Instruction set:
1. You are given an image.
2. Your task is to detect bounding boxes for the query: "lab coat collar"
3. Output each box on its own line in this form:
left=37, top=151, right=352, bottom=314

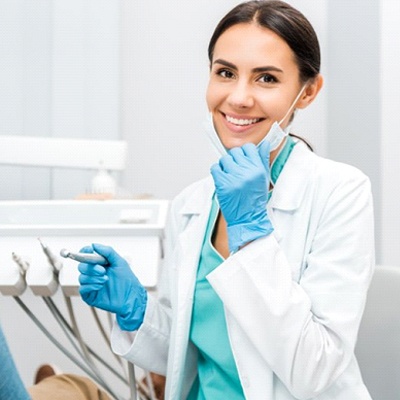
left=269, top=142, right=314, bottom=211
left=179, top=177, right=215, bottom=216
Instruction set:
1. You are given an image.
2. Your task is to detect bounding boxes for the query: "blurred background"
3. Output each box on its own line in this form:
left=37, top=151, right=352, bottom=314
left=0, top=0, right=398, bottom=394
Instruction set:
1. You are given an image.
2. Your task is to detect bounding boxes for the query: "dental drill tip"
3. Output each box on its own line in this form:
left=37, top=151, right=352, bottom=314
left=59, top=250, right=108, bottom=266
left=37, top=237, right=46, bottom=249
left=60, top=249, right=70, bottom=258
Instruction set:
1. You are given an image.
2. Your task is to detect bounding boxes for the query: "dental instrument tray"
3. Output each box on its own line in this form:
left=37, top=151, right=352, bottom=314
left=0, top=200, right=169, bottom=291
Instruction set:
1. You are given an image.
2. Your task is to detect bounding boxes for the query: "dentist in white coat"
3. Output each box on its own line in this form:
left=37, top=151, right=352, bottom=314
left=78, top=1, right=375, bottom=399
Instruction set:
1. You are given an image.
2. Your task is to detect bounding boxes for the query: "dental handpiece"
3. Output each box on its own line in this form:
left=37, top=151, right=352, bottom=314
left=38, top=238, right=63, bottom=272
left=11, top=252, right=30, bottom=274
left=60, top=249, right=109, bottom=266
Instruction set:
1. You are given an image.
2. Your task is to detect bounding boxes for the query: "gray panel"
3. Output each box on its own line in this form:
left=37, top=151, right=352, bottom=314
left=22, top=1, right=52, bottom=199
left=327, top=0, right=381, bottom=261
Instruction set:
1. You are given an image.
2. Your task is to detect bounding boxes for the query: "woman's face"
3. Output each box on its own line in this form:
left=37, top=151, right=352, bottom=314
left=206, top=23, right=304, bottom=150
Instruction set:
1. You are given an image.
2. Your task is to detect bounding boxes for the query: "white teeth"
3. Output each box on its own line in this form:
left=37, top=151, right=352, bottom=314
left=225, top=115, right=260, bottom=126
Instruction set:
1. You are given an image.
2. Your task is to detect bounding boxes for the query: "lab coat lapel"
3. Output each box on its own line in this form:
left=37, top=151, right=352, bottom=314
left=268, top=144, right=315, bottom=243
left=176, top=177, right=214, bottom=307
left=168, top=178, right=214, bottom=398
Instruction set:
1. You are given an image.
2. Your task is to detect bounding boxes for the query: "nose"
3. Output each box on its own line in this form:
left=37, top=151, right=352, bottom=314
left=227, top=81, right=254, bottom=109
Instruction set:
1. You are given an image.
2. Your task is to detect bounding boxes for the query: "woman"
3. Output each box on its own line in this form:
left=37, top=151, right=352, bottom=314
left=79, top=1, right=375, bottom=399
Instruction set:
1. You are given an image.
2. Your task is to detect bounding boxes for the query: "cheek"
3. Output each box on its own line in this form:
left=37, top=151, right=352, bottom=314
left=205, top=87, right=213, bottom=111
left=206, top=82, right=213, bottom=111
left=257, top=89, right=280, bottom=105
left=206, top=81, right=223, bottom=110
left=257, top=91, right=290, bottom=118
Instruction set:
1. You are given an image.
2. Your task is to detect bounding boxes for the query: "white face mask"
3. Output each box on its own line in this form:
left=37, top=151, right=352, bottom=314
left=205, top=84, right=307, bottom=157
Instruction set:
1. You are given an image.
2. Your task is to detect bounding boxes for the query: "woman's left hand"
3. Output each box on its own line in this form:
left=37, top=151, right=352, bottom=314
left=210, top=140, right=274, bottom=253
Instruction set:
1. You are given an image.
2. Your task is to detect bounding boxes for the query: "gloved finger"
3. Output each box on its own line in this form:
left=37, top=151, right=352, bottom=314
left=92, top=243, right=122, bottom=265
left=79, top=285, right=103, bottom=296
left=257, top=138, right=271, bottom=172
left=228, top=147, right=246, bottom=164
left=210, top=164, right=229, bottom=187
left=241, top=143, right=261, bottom=164
left=79, top=273, right=108, bottom=286
left=218, top=154, right=237, bottom=173
left=79, top=245, right=94, bottom=254
left=210, top=163, right=223, bottom=179
left=78, top=263, right=107, bottom=276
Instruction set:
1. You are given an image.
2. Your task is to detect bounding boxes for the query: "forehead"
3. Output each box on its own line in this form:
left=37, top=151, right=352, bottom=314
left=212, top=23, right=297, bottom=71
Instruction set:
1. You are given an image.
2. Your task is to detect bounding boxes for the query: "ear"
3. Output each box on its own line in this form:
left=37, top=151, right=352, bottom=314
left=296, top=74, right=324, bottom=109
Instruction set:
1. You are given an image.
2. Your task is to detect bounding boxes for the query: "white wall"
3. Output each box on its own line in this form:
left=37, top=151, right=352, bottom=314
left=0, top=0, right=52, bottom=199
left=0, top=0, right=120, bottom=200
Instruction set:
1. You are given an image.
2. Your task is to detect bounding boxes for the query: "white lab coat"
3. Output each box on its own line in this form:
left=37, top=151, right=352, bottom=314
left=111, top=142, right=375, bottom=400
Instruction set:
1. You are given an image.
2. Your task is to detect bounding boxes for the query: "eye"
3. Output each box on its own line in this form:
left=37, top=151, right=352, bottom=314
left=257, top=74, right=278, bottom=84
left=216, top=68, right=235, bottom=79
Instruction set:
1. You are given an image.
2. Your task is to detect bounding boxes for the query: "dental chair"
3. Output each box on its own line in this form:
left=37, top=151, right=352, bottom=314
left=356, top=264, right=400, bottom=400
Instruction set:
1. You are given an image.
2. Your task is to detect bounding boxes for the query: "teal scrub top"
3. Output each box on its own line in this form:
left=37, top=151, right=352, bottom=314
left=188, top=137, right=296, bottom=400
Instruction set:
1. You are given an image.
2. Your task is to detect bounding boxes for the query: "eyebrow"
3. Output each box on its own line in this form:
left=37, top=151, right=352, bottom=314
left=213, top=58, right=283, bottom=74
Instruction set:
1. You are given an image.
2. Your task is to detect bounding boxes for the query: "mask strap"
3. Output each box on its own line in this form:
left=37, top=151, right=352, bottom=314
left=278, top=83, right=307, bottom=126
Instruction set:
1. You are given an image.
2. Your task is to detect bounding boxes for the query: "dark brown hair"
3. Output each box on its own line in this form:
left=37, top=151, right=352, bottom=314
left=208, top=0, right=320, bottom=83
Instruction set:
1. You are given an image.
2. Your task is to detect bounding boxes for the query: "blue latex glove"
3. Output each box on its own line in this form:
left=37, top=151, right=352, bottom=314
left=210, top=140, right=274, bottom=253
left=78, top=243, right=147, bottom=331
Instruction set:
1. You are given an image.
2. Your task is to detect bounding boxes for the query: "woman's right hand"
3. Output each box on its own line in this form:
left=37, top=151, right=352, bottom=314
left=78, top=243, right=147, bottom=331
left=210, top=140, right=274, bottom=253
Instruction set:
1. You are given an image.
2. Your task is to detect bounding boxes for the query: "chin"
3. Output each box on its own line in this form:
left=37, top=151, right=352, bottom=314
left=223, top=138, right=258, bottom=150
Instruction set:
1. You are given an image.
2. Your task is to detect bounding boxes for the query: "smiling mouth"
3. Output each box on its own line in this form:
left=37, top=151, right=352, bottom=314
left=224, top=114, right=263, bottom=126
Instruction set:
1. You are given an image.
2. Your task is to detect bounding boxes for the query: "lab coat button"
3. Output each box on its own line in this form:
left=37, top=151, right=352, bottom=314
left=241, top=376, right=250, bottom=387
